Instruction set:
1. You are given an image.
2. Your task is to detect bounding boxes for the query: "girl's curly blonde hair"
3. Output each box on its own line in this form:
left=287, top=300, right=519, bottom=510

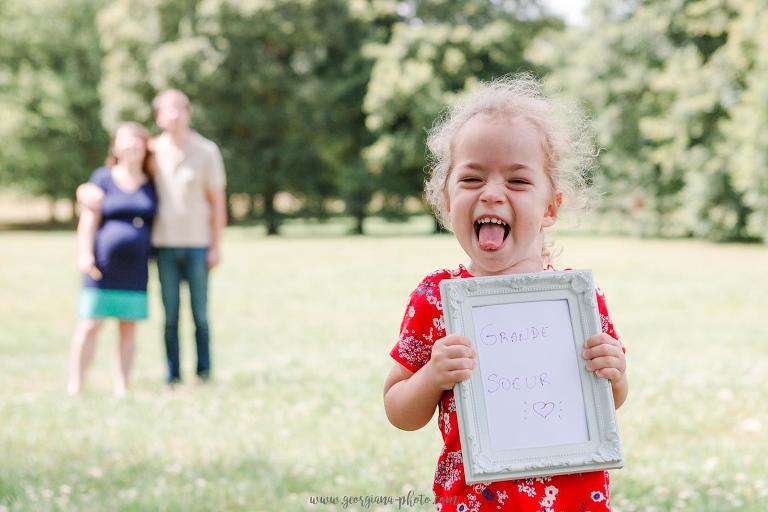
left=425, top=73, right=596, bottom=234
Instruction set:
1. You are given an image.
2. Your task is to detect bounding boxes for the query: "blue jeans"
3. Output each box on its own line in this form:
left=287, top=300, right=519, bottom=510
left=157, top=247, right=210, bottom=382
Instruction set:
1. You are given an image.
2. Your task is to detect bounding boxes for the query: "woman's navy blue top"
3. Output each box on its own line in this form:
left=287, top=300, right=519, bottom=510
left=84, top=167, right=158, bottom=291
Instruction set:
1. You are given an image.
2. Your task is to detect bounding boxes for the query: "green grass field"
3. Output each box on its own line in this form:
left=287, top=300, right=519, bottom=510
left=1, top=221, right=767, bottom=511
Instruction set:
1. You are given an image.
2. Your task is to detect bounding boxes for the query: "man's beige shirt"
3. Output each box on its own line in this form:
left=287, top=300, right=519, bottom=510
left=151, top=131, right=226, bottom=247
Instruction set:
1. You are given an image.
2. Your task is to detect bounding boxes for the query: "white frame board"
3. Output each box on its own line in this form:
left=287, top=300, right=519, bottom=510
left=439, top=269, right=623, bottom=483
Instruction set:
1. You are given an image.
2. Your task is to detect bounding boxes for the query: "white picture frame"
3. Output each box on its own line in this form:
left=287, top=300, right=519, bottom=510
left=439, top=269, right=623, bottom=484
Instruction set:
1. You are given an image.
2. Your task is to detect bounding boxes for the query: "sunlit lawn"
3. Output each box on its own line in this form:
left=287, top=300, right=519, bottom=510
left=1, top=218, right=767, bottom=511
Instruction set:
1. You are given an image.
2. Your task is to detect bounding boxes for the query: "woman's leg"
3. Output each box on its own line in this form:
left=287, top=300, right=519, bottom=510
left=115, top=320, right=136, bottom=396
left=67, top=319, right=103, bottom=395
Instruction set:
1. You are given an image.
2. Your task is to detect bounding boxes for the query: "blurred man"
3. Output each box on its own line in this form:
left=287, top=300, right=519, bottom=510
left=151, top=89, right=226, bottom=386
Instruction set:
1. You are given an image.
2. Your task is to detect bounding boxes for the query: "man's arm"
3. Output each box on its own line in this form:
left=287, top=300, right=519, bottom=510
left=77, top=183, right=104, bottom=211
left=205, top=187, right=227, bottom=269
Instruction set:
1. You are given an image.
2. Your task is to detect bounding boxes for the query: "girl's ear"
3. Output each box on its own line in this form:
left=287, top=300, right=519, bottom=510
left=542, top=191, right=562, bottom=228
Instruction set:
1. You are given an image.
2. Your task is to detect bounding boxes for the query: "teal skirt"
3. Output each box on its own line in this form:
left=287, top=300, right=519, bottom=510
left=78, top=288, right=148, bottom=320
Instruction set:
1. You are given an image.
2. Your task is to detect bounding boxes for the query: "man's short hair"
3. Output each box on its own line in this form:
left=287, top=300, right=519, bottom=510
left=152, top=89, right=191, bottom=114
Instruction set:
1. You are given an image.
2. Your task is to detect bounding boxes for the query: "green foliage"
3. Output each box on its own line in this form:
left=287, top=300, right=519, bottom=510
left=711, top=1, right=768, bottom=241
left=2, top=0, right=767, bottom=241
left=98, top=0, right=385, bottom=234
left=363, top=1, right=558, bottom=218
left=0, top=0, right=108, bottom=202
left=532, top=0, right=768, bottom=241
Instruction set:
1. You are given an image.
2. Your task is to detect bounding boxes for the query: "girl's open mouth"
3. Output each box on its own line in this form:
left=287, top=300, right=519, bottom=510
left=474, top=217, right=510, bottom=251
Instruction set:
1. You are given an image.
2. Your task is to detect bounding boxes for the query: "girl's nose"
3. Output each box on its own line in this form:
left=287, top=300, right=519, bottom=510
left=479, top=182, right=505, bottom=204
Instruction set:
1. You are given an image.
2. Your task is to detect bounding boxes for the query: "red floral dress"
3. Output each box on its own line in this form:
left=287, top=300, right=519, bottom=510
left=389, top=265, right=623, bottom=512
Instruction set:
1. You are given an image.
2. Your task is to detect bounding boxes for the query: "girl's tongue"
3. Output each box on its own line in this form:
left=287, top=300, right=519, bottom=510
left=478, top=223, right=505, bottom=251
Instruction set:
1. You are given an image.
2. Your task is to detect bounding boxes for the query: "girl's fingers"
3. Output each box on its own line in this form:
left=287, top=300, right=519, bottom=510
left=582, top=343, right=622, bottom=360
left=595, top=368, right=622, bottom=382
left=443, top=335, right=474, bottom=348
left=584, top=333, right=620, bottom=349
left=439, top=357, right=476, bottom=371
left=442, top=344, right=475, bottom=360
left=585, top=356, right=625, bottom=373
left=450, top=369, right=473, bottom=383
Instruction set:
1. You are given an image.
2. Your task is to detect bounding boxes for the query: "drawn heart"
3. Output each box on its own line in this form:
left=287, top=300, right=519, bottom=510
left=533, top=401, right=555, bottom=418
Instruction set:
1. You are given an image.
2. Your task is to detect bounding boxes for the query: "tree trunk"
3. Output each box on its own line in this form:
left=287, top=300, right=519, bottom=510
left=263, top=188, right=279, bottom=235
left=225, top=193, right=234, bottom=224
left=48, top=197, right=57, bottom=224
left=433, top=215, right=446, bottom=234
left=352, top=210, right=365, bottom=235
left=653, top=166, right=664, bottom=237
left=248, top=194, right=259, bottom=220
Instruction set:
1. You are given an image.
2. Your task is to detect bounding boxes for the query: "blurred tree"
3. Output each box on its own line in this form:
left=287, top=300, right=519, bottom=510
left=533, top=0, right=766, bottom=241
left=7, top=0, right=763, bottom=242
left=708, top=0, right=768, bottom=241
left=0, top=0, right=108, bottom=220
left=529, top=0, right=678, bottom=236
left=362, top=0, right=557, bottom=231
left=313, top=1, right=400, bottom=235
left=638, top=0, right=746, bottom=240
left=98, top=0, right=392, bottom=235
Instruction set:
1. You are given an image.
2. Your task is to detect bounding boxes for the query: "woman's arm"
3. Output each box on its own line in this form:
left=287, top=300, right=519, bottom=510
left=76, top=186, right=103, bottom=280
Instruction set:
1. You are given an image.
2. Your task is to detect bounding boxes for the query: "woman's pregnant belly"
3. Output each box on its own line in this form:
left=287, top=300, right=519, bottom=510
left=95, top=219, right=150, bottom=266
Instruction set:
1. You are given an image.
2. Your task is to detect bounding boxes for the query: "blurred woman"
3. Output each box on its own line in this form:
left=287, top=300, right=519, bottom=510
left=67, top=122, right=157, bottom=396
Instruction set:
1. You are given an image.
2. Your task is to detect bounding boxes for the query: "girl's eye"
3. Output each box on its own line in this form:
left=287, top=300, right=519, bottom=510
left=508, top=179, right=530, bottom=185
left=460, top=177, right=482, bottom=183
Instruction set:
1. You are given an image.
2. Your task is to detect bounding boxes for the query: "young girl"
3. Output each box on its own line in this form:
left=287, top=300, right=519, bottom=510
left=383, top=75, right=628, bottom=511
left=67, top=122, right=157, bottom=396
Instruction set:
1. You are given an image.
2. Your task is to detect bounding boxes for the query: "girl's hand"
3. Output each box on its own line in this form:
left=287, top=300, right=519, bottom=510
left=78, top=253, right=102, bottom=280
left=426, top=334, right=477, bottom=390
left=582, top=333, right=626, bottom=384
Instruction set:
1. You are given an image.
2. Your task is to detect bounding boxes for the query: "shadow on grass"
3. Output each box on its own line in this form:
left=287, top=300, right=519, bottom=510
left=3, top=217, right=763, bottom=245
left=0, top=220, right=77, bottom=232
